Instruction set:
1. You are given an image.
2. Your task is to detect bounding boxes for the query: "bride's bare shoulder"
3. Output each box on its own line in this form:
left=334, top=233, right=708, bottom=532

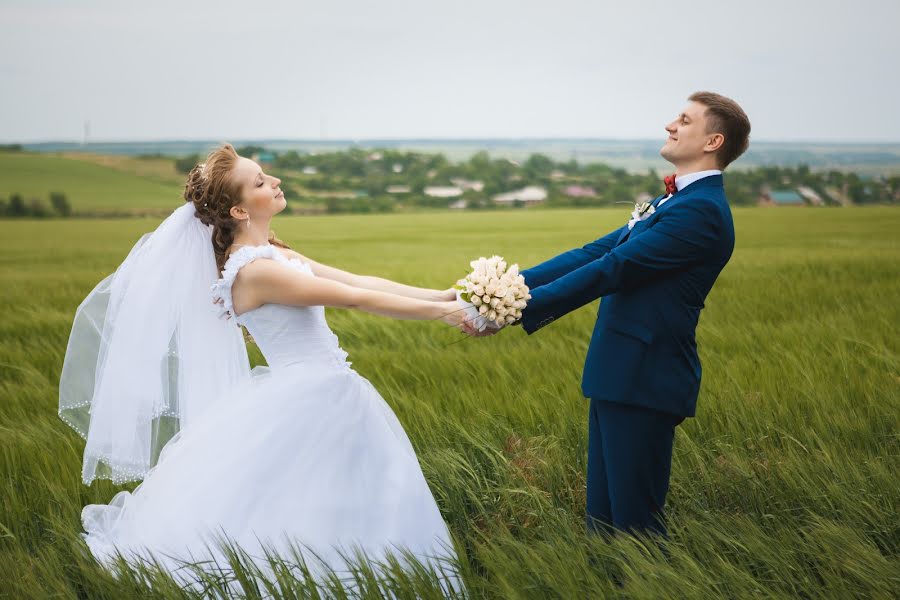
left=274, top=246, right=309, bottom=262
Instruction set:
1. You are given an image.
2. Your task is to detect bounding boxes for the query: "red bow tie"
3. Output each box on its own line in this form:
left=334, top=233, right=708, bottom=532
left=664, top=174, right=677, bottom=196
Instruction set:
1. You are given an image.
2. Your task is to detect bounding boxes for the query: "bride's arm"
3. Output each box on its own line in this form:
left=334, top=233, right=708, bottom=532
left=234, top=259, right=475, bottom=332
left=285, top=249, right=455, bottom=302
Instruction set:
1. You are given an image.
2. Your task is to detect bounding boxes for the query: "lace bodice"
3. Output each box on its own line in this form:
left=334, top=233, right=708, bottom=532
left=210, top=245, right=350, bottom=371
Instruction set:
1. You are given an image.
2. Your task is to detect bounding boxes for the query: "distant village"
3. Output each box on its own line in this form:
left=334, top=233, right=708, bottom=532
left=5, top=144, right=894, bottom=219
left=203, top=146, right=895, bottom=215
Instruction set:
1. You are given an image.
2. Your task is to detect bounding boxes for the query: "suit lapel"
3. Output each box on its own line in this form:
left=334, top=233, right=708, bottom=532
left=616, top=222, right=632, bottom=245
left=616, top=193, right=668, bottom=245
left=614, top=174, right=725, bottom=246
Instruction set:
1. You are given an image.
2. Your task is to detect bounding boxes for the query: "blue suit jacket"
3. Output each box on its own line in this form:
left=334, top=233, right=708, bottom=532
left=520, top=175, right=734, bottom=417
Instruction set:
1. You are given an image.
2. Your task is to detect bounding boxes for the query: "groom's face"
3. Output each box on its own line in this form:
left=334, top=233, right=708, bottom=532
left=660, top=101, right=712, bottom=165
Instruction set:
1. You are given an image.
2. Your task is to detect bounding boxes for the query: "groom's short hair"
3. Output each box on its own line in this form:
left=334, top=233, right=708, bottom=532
left=689, top=91, right=751, bottom=169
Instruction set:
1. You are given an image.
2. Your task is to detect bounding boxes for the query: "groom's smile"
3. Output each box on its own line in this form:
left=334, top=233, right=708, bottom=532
left=659, top=100, right=722, bottom=170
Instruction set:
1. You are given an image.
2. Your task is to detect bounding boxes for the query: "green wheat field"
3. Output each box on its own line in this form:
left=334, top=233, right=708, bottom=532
left=1, top=206, right=898, bottom=598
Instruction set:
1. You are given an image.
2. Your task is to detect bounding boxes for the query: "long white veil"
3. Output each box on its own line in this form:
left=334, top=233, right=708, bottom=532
left=59, top=202, right=252, bottom=485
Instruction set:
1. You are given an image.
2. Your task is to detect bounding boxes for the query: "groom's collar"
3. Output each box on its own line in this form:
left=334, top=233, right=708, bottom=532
left=669, top=172, right=724, bottom=197
left=675, top=169, right=722, bottom=192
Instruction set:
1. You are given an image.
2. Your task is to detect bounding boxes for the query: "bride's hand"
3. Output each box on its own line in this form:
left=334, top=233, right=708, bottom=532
left=439, top=301, right=480, bottom=336
left=438, top=287, right=458, bottom=302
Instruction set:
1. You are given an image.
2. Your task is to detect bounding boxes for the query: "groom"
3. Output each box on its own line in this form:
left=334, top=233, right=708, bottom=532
left=513, top=92, right=750, bottom=536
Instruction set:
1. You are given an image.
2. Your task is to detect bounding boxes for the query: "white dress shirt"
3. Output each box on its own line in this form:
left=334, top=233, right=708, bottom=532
left=657, top=169, right=722, bottom=207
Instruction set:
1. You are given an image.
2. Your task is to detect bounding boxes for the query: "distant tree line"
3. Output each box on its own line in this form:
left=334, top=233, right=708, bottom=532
left=1, top=192, right=72, bottom=218
left=171, top=146, right=899, bottom=214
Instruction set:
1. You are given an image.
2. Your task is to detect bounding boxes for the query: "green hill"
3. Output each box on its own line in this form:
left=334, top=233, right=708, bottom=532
left=0, top=152, right=185, bottom=214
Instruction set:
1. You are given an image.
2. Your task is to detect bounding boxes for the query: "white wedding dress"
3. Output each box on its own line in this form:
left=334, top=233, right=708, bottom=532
left=80, top=244, right=462, bottom=593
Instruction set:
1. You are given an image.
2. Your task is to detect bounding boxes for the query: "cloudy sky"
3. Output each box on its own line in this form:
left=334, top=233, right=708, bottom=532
left=1, top=0, right=898, bottom=142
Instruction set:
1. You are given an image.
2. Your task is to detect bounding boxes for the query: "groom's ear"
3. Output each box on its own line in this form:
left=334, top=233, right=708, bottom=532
left=704, top=133, right=725, bottom=155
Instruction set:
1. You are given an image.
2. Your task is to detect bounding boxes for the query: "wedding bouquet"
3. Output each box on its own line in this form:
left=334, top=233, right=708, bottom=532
left=454, top=256, right=531, bottom=332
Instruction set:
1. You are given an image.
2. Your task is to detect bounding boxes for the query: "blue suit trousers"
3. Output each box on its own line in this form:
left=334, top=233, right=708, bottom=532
left=587, top=398, right=684, bottom=537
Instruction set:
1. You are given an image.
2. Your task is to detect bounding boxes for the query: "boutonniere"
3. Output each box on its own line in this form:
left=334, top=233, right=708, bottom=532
left=627, top=201, right=655, bottom=230
left=636, top=201, right=654, bottom=217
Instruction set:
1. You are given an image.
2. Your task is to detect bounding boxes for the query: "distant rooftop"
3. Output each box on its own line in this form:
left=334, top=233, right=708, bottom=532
left=769, top=190, right=805, bottom=204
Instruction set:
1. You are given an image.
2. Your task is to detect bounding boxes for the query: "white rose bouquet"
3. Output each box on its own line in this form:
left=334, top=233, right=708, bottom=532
left=453, top=255, right=531, bottom=332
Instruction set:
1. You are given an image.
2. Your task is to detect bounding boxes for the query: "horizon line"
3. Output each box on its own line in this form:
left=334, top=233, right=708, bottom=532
left=6, top=136, right=900, bottom=146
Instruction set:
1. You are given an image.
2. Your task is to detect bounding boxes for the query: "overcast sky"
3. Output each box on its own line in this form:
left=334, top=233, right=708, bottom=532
left=1, top=0, right=898, bottom=143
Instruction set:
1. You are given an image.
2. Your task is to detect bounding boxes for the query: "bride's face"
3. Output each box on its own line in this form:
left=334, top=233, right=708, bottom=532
left=230, top=156, right=286, bottom=222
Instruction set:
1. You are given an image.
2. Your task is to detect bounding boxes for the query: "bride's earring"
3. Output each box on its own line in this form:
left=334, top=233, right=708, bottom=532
left=246, top=215, right=251, bottom=229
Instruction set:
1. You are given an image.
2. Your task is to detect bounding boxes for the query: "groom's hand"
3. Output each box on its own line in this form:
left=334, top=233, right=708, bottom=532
left=470, top=327, right=500, bottom=337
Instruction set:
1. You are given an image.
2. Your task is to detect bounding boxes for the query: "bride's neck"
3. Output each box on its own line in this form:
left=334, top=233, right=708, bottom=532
left=231, top=219, right=272, bottom=248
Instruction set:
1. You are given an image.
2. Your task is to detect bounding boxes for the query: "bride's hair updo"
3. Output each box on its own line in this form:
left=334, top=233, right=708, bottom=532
left=184, top=143, right=290, bottom=273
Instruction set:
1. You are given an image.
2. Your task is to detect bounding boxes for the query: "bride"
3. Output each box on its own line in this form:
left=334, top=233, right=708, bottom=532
left=58, top=143, right=474, bottom=593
